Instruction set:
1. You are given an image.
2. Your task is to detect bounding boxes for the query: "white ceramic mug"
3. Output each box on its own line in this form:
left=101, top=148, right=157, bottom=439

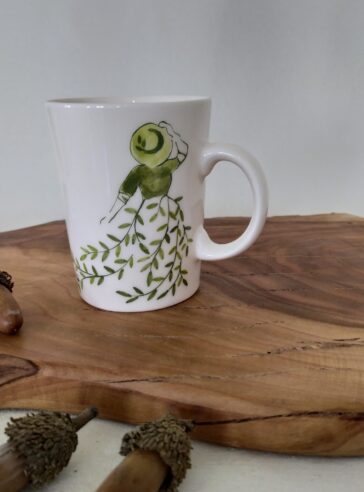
left=47, top=96, right=268, bottom=312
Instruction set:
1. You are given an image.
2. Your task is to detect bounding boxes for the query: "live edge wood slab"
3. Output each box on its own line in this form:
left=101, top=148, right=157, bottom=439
left=1, top=214, right=364, bottom=456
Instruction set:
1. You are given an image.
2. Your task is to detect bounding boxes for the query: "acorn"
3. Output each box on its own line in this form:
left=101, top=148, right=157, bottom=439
left=0, top=406, right=98, bottom=491
left=0, top=271, right=23, bottom=335
left=96, top=414, right=193, bottom=492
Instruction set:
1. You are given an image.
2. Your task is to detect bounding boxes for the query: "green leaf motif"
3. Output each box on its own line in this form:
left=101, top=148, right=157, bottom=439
left=139, top=243, right=150, bottom=255
left=157, top=223, right=168, bottom=232
left=102, top=251, right=109, bottom=262
left=99, top=241, right=109, bottom=249
left=147, top=290, right=157, bottom=300
left=116, top=290, right=132, bottom=297
left=126, top=297, right=138, bottom=303
left=157, top=290, right=169, bottom=300
left=78, top=167, right=191, bottom=301
left=147, top=271, right=153, bottom=286
left=140, top=262, right=151, bottom=272
left=137, top=256, right=150, bottom=263
left=107, top=234, right=120, bottom=242
left=150, top=213, right=158, bottom=222
left=115, top=258, right=127, bottom=264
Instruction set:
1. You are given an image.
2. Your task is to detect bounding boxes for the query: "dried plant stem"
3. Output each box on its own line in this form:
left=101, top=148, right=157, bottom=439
left=71, top=407, right=98, bottom=431
left=96, top=449, right=168, bottom=492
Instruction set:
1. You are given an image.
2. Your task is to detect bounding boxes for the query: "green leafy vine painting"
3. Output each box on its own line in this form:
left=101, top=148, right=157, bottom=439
left=73, top=121, right=192, bottom=303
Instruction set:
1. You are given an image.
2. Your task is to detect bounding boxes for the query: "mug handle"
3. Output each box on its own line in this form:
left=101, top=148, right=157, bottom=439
left=195, top=143, right=268, bottom=261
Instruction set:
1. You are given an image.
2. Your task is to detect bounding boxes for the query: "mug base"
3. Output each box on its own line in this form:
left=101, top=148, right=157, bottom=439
left=79, top=285, right=200, bottom=313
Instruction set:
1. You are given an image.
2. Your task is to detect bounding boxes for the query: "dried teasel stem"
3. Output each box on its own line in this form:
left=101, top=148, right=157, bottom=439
left=71, top=406, right=98, bottom=430
left=96, top=414, right=193, bottom=492
left=0, top=407, right=98, bottom=492
left=0, top=271, right=23, bottom=335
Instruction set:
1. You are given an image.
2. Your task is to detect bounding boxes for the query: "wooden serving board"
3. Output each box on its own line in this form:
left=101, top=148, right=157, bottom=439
left=1, top=215, right=364, bottom=456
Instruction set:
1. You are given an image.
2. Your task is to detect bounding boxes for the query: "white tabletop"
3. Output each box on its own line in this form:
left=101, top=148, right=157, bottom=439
left=0, top=410, right=361, bottom=492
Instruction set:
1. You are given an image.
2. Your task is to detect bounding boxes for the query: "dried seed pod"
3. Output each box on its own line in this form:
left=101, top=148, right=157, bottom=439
left=0, top=271, right=23, bottom=335
left=0, top=407, right=98, bottom=491
left=96, top=414, right=193, bottom=492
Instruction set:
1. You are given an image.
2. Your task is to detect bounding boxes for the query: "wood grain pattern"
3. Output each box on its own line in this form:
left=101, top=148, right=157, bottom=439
left=1, top=215, right=364, bottom=455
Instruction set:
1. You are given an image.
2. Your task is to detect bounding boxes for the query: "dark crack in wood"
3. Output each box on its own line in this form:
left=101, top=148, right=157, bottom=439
left=194, top=410, right=364, bottom=426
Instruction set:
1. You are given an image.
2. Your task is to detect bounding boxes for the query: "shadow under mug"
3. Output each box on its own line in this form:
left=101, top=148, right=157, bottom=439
left=47, top=96, right=268, bottom=312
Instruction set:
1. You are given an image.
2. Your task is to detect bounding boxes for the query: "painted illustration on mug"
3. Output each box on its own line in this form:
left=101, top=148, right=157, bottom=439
left=74, top=121, right=192, bottom=303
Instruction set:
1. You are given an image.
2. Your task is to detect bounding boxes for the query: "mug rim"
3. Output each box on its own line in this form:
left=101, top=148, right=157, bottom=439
left=46, top=95, right=211, bottom=108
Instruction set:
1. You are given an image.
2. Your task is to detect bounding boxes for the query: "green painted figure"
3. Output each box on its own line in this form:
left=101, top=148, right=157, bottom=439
left=76, top=121, right=192, bottom=303
left=103, top=121, right=188, bottom=223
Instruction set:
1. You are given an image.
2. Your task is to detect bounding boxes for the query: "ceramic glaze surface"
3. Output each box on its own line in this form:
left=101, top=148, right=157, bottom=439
left=47, top=97, right=268, bottom=311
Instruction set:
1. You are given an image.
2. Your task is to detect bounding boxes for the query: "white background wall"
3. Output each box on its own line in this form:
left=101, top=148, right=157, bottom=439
left=1, top=0, right=363, bottom=232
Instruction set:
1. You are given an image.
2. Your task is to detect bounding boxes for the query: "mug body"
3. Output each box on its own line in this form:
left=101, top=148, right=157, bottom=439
left=47, top=96, right=211, bottom=311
